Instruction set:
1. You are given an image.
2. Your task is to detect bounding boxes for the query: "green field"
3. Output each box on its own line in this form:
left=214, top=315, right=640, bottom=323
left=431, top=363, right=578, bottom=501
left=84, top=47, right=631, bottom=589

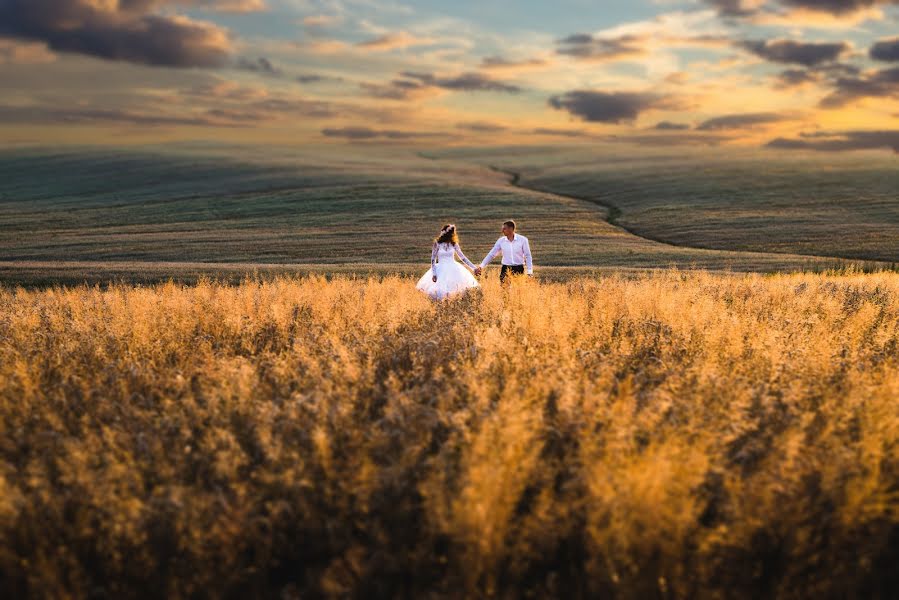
left=427, top=146, right=899, bottom=262
left=0, top=144, right=895, bottom=285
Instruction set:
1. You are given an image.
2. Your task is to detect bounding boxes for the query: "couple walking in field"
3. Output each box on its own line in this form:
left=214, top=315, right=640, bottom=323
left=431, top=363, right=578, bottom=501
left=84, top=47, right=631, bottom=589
left=416, top=220, right=533, bottom=300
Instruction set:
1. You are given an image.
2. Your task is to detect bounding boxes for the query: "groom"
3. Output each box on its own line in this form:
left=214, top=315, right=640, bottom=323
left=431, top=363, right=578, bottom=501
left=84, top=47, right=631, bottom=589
left=474, top=220, right=533, bottom=283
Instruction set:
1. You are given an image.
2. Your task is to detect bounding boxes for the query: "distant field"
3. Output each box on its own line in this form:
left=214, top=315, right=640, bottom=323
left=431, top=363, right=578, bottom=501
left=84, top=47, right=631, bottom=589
left=2, top=272, right=897, bottom=597
left=0, top=146, right=888, bottom=285
left=428, top=146, right=899, bottom=262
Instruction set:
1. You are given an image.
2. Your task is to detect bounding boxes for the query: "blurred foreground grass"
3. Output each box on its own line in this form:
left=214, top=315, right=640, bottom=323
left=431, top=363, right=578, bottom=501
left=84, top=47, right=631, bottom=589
left=1, top=270, right=898, bottom=598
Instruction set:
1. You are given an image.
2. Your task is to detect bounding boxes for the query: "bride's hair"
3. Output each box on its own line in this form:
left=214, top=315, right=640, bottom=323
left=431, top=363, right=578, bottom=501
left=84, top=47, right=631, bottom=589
left=435, top=223, right=459, bottom=245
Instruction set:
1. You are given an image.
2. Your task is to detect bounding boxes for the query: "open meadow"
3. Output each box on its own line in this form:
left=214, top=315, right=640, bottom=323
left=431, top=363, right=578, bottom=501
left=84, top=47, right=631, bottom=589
left=427, top=146, right=899, bottom=263
left=1, top=271, right=898, bottom=598
left=0, top=146, right=892, bottom=287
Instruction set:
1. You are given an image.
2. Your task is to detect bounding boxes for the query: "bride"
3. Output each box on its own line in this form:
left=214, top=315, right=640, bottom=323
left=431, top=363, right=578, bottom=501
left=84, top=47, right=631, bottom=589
left=416, top=223, right=480, bottom=300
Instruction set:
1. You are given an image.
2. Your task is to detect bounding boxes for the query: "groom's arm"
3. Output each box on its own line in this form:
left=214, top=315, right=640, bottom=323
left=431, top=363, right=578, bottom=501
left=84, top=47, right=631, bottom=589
left=523, top=238, right=533, bottom=275
left=479, top=239, right=502, bottom=269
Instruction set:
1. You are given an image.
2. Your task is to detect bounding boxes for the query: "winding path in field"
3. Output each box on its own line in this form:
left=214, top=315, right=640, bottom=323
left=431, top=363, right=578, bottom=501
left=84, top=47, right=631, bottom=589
left=416, top=151, right=882, bottom=268
left=483, top=164, right=744, bottom=257
left=419, top=151, right=687, bottom=254
left=486, top=165, right=634, bottom=235
left=476, top=163, right=893, bottom=269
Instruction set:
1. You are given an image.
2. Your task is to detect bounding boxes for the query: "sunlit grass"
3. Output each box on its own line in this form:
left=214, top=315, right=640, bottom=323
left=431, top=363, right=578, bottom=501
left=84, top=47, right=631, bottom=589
left=2, top=270, right=898, bottom=597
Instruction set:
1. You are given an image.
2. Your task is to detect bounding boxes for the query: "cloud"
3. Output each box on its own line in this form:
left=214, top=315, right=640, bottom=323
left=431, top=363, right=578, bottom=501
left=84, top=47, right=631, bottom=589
left=182, top=0, right=266, bottom=11
left=0, top=103, right=242, bottom=127
left=399, top=71, right=521, bottom=93
left=607, top=132, right=736, bottom=146
left=249, top=97, right=336, bottom=118
left=355, top=31, right=435, bottom=51
left=705, top=0, right=764, bottom=17
left=177, top=79, right=393, bottom=124
left=705, top=0, right=896, bottom=19
left=555, top=33, right=647, bottom=62
left=773, top=68, right=821, bottom=88
left=101, top=0, right=267, bottom=12
left=301, top=14, right=343, bottom=27
left=320, top=126, right=446, bottom=140
left=664, top=72, right=690, bottom=85
left=296, top=73, right=345, bottom=84
left=203, top=108, right=266, bottom=122
left=301, top=39, right=351, bottom=54
left=549, top=19, right=734, bottom=85
left=234, top=56, right=281, bottom=76
left=697, top=112, right=795, bottom=130
left=770, top=62, right=860, bottom=89
left=776, top=0, right=897, bottom=16
left=817, top=62, right=863, bottom=77
left=548, top=90, right=668, bottom=123
left=0, top=38, right=55, bottom=64
left=766, top=130, right=899, bottom=152
left=360, top=71, right=521, bottom=100
left=820, top=65, right=899, bottom=107
left=0, top=0, right=234, bottom=67
left=664, top=34, right=734, bottom=49
left=571, top=9, right=731, bottom=45
left=479, top=55, right=549, bottom=70
left=359, top=78, right=436, bottom=100
left=738, top=39, right=850, bottom=67
left=530, top=127, right=591, bottom=137
left=182, top=79, right=269, bottom=101
left=653, top=121, right=691, bottom=130
left=456, top=121, right=508, bottom=132
left=870, top=37, right=899, bottom=62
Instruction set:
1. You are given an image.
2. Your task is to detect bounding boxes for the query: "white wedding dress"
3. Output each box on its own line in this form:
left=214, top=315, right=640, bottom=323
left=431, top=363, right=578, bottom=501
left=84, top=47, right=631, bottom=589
left=416, top=242, right=480, bottom=300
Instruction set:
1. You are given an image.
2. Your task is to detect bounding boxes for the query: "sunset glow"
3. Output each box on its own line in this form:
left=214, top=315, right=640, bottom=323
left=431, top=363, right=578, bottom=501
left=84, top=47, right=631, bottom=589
left=0, top=0, right=897, bottom=152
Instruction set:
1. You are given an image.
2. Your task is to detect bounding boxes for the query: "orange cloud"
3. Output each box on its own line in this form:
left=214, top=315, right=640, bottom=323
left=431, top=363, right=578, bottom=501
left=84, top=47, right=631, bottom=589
left=355, top=32, right=437, bottom=51
left=750, top=6, right=885, bottom=27
left=183, top=79, right=270, bottom=101
left=199, top=0, right=266, bottom=12
left=0, top=39, right=56, bottom=64
left=301, top=14, right=343, bottom=27
left=456, top=120, right=509, bottom=132
left=303, top=39, right=351, bottom=54
left=556, top=33, right=648, bottom=62
left=176, top=0, right=266, bottom=12
left=664, top=72, right=690, bottom=85
left=359, top=79, right=444, bottom=101
left=479, top=55, right=552, bottom=72
left=696, top=111, right=804, bottom=131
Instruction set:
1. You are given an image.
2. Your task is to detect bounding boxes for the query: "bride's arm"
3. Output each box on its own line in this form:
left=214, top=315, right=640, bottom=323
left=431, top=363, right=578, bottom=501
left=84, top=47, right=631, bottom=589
left=453, top=243, right=476, bottom=269
left=431, top=242, right=438, bottom=279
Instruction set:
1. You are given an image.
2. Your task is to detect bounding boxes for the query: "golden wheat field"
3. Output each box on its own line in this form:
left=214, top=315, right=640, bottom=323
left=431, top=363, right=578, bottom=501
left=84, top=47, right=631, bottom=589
left=2, top=270, right=898, bottom=599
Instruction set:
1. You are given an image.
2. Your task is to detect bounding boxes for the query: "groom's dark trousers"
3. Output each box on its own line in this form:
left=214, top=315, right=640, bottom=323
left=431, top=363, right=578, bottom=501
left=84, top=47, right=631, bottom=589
left=500, top=264, right=525, bottom=283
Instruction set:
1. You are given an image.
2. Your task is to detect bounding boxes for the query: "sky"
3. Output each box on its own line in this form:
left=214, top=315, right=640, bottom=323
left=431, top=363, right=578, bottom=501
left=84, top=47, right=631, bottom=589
left=0, top=0, right=897, bottom=152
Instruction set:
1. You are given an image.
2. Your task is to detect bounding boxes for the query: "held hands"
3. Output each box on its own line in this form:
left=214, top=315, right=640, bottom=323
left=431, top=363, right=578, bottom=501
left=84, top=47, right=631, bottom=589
left=474, top=266, right=482, bottom=277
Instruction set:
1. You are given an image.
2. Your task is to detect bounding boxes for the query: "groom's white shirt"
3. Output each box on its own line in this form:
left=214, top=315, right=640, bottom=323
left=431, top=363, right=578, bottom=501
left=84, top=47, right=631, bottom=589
left=480, top=233, right=533, bottom=274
